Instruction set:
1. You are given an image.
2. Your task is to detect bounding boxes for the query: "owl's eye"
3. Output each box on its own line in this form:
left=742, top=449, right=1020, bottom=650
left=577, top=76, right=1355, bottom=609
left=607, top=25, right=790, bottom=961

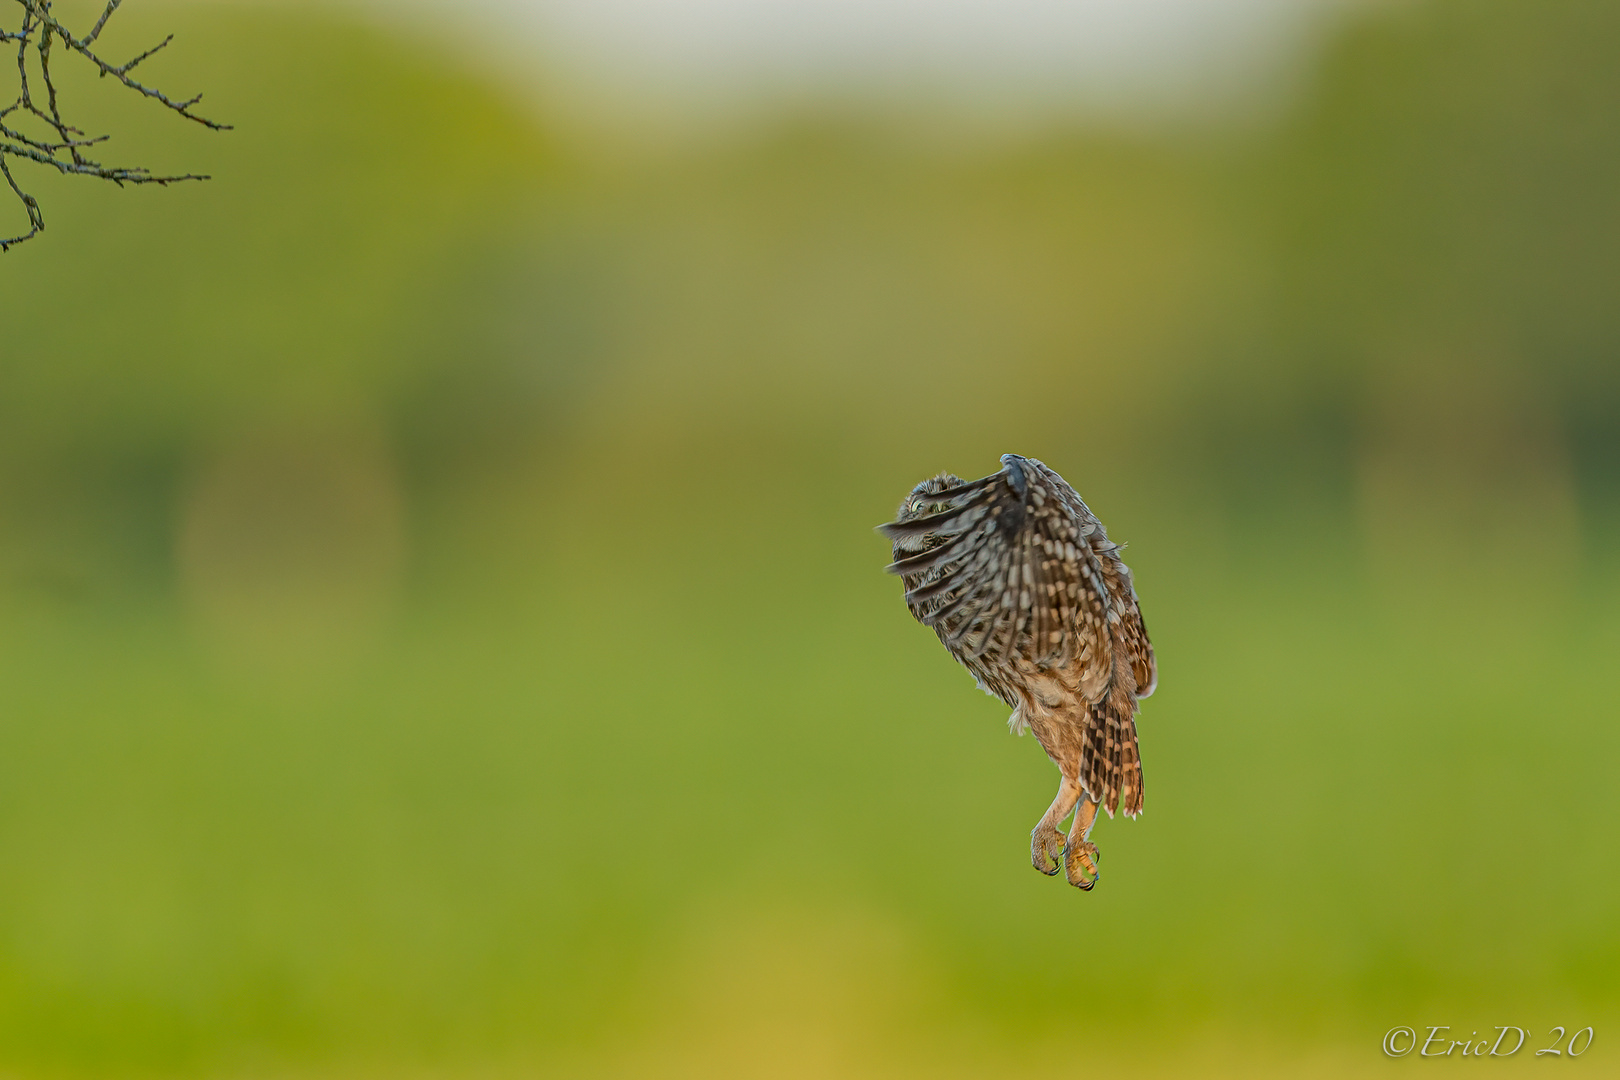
left=911, top=500, right=927, bottom=515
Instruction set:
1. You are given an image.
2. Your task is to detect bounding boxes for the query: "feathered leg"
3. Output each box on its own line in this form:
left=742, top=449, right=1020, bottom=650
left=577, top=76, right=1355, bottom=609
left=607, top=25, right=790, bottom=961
left=1031, top=773, right=1082, bottom=875
left=1063, top=796, right=1101, bottom=890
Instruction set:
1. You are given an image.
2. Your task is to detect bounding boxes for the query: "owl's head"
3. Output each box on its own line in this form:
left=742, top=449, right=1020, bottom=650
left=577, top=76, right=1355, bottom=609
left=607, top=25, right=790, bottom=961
left=890, top=472, right=963, bottom=557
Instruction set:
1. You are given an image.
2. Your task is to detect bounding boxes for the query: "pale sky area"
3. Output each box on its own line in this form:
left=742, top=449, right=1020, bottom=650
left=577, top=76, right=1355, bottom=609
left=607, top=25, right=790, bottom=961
left=356, top=0, right=1355, bottom=127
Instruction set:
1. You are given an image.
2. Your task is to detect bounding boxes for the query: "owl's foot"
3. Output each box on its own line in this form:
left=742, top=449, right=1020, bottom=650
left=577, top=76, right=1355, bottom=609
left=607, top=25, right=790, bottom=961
left=1063, top=839, right=1099, bottom=890
left=1031, top=821, right=1065, bottom=876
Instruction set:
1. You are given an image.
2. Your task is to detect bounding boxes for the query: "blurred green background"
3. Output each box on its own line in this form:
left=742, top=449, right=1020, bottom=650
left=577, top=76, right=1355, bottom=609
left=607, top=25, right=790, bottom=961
left=1, top=0, right=1617, bottom=1075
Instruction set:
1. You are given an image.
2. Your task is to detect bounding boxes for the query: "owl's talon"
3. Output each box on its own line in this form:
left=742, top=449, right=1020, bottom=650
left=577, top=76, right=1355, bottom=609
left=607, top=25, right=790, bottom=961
left=1064, top=839, right=1099, bottom=890
left=1031, top=822, right=1064, bottom=875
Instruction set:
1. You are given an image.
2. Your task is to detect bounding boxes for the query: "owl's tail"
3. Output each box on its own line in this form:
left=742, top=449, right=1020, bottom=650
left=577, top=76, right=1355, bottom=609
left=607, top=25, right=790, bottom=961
left=1081, top=686, right=1144, bottom=818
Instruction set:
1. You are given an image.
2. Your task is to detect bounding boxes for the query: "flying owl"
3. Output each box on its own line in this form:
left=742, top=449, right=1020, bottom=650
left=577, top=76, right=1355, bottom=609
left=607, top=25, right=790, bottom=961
left=878, top=454, right=1155, bottom=890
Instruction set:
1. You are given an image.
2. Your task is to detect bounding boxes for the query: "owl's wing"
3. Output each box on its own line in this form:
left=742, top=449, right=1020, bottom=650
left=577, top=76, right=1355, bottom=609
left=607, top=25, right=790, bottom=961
left=1123, top=607, right=1156, bottom=699
left=879, top=456, right=1115, bottom=691
left=1095, top=546, right=1156, bottom=699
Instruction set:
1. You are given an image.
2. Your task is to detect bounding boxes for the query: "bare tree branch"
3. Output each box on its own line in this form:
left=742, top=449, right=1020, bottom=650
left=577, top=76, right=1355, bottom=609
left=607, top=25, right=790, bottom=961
left=2, top=0, right=227, bottom=251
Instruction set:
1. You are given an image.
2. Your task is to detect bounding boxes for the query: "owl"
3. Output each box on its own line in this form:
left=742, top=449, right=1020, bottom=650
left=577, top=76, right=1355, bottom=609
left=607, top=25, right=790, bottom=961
left=879, top=454, right=1155, bottom=890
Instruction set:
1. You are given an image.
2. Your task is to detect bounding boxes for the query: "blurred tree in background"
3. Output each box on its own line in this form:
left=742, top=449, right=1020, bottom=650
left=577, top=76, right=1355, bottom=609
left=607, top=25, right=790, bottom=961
left=1259, top=0, right=1620, bottom=580
left=0, top=0, right=1615, bottom=1077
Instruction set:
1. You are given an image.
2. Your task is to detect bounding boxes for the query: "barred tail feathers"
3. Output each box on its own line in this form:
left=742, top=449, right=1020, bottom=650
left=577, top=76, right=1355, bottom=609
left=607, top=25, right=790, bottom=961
left=1080, top=693, right=1144, bottom=818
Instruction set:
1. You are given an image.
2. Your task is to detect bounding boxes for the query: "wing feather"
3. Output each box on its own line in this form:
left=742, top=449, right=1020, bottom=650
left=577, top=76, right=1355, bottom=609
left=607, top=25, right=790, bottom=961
left=884, top=456, right=1118, bottom=683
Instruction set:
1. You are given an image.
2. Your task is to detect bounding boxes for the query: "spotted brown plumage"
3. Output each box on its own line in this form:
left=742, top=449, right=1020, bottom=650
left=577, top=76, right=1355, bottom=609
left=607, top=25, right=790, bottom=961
left=878, top=454, right=1155, bottom=890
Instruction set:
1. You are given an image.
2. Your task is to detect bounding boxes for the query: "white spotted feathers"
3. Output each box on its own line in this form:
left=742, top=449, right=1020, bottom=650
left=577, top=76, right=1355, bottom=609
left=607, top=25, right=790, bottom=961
left=879, top=454, right=1155, bottom=818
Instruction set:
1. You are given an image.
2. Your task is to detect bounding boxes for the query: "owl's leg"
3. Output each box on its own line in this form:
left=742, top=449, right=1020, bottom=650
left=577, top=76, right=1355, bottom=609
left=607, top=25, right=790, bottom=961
left=1031, top=774, right=1083, bottom=876
left=1063, top=796, right=1101, bottom=890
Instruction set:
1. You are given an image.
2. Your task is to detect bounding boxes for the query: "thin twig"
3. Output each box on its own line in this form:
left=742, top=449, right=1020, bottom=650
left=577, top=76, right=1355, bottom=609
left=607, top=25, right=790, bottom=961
left=0, top=153, right=42, bottom=249
left=83, top=0, right=122, bottom=46
left=2, top=0, right=226, bottom=250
